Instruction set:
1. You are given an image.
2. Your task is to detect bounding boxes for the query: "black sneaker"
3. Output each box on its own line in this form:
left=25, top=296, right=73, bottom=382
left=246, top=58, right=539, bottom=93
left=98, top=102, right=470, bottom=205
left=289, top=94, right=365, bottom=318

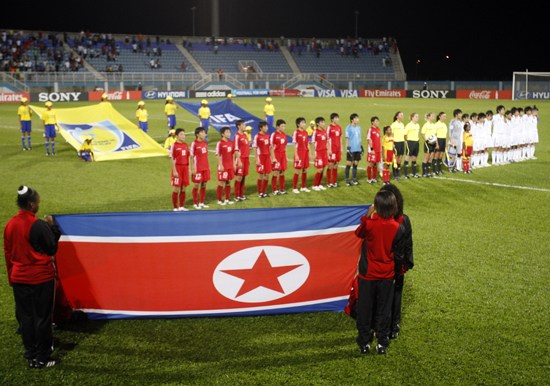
left=375, top=344, right=387, bottom=355
left=34, top=357, right=60, bottom=369
left=352, top=180, right=359, bottom=185
left=345, top=181, right=351, bottom=186
left=356, top=337, right=370, bottom=354
left=390, top=331, right=399, bottom=340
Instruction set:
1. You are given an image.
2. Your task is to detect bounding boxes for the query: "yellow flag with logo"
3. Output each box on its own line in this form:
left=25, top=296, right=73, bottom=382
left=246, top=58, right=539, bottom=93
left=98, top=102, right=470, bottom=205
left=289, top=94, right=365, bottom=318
left=31, top=102, right=168, bottom=161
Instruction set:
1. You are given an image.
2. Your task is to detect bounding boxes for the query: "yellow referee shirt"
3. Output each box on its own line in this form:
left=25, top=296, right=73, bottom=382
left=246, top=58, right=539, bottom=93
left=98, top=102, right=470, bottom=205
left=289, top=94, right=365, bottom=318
left=136, top=109, right=148, bottom=122
left=404, top=122, right=420, bottom=141
left=42, top=109, right=57, bottom=125
left=264, top=104, right=275, bottom=116
left=391, top=121, right=405, bottom=142
left=18, top=105, right=32, bottom=121
left=198, top=106, right=211, bottom=119
left=421, top=121, right=436, bottom=140
left=435, top=121, right=448, bottom=138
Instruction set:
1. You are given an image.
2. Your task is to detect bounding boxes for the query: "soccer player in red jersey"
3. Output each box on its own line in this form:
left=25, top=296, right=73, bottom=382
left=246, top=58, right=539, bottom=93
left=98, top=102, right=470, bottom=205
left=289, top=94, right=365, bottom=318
left=270, top=119, right=288, bottom=195
left=312, top=116, right=328, bottom=191
left=327, top=112, right=343, bottom=187
left=367, top=116, right=382, bottom=184
left=253, top=121, right=272, bottom=198
left=170, top=128, right=190, bottom=211
left=215, top=126, right=236, bottom=206
left=292, top=117, right=311, bottom=193
left=190, top=127, right=210, bottom=209
left=233, top=119, right=250, bottom=201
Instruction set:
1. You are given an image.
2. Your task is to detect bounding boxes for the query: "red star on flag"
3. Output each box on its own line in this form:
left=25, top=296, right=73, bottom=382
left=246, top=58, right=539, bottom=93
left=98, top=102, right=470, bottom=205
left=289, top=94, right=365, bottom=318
left=221, top=249, right=302, bottom=298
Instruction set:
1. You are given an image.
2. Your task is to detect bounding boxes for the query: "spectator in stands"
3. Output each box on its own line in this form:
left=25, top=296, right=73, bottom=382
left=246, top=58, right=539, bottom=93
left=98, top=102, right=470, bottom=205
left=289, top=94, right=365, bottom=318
left=181, top=62, right=187, bottom=71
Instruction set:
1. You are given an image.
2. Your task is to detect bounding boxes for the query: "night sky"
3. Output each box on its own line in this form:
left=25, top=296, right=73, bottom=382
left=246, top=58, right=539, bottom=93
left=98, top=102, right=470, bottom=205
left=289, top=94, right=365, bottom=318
left=1, top=0, right=546, bottom=81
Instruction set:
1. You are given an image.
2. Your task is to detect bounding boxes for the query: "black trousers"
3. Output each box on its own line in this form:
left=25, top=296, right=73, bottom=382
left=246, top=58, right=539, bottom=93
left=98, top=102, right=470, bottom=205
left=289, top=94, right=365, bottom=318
left=390, top=274, right=404, bottom=333
left=356, top=278, right=394, bottom=347
left=13, top=280, right=55, bottom=361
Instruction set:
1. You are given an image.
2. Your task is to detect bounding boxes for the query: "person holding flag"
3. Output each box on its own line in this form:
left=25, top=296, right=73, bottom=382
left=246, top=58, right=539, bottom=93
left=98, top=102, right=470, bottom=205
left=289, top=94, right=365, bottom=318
left=198, top=99, right=211, bottom=141
left=164, top=96, right=178, bottom=133
left=78, top=136, right=95, bottom=162
left=233, top=120, right=250, bottom=201
left=42, top=101, right=58, bottom=156
left=136, top=101, right=149, bottom=132
left=264, top=97, right=275, bottom=129
left=18, top=97, right=33, bottom=151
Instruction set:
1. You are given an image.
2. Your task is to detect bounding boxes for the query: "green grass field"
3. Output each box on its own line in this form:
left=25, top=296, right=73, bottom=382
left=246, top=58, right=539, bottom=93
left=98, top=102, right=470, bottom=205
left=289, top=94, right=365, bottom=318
left=1, top=97, right=549, bottom=385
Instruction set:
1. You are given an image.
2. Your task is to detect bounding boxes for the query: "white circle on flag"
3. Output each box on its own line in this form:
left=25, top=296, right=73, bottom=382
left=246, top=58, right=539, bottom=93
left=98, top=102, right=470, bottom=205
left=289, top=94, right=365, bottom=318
left=213, top=246, right=310, bottom=303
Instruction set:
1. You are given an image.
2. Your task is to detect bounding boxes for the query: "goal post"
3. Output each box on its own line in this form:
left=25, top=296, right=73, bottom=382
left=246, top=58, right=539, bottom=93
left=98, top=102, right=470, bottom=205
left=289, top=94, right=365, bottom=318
left=512, top=71, right=550, bottom=100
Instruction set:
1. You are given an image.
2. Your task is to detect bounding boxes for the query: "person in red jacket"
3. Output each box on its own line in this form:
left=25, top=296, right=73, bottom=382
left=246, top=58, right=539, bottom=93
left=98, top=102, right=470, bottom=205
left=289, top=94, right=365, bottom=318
left=3, top=186, right=61, bottom=368
left=380, top=183, right=414, bottom=340
left=354, top=189, right=405, bottom=355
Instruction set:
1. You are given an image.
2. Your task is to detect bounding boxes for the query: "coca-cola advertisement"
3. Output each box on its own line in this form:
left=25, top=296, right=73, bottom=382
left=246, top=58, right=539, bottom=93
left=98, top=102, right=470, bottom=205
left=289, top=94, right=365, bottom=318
left=270, top=89, right=301, bottom=97
left=456, top=90, right=511, bottom=100
left=89, top=91, right=142, bottom=101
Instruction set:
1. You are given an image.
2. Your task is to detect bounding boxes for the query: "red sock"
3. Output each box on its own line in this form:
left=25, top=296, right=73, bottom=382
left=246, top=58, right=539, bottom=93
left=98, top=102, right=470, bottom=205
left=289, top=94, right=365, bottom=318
left=374, top=165, right=378, bottom=179
left=367, top=166, right=372, bottom=180
left=225, top=185, right=231, bottom=200
left=234, top=180, right=241, bottom=198
left=240, top=177, right=246, bottom=197
left=257, top=179, right=262, bottom=194
left=272, top=176, right=277, bottom=192
left=327, top=168, right=333, bottom=185
left=301, top=172, right=307, bottom=188
left=314, top=172, right=320, bottom=186
left=179, top=191, right=186, bottom=207
left=333, top=168, right=338, bottom=183
left=262, top=179, right=268, bottom=194
left=319, top=170, right=324, bottom=185
left=383, top=169, right=390, bottom=183
left=217, top=185, right=223, bottom=201
left=293, top=174, right=298, bottom=189
left=172, top=192, right=178, bottom=208
left=200, top=187, right=206, bottom=204
left=192, top=188, right=198, bottom=204
left=279, top=175, right=285, bottom=191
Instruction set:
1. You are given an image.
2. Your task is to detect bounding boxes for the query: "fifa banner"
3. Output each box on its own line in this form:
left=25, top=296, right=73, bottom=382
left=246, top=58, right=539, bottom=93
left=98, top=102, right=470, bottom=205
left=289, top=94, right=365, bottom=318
left=54, top=205, right=366, bottom=320
left=31, top=103, right=168, bottom=161
left=177, top=99, right=289, bottom=141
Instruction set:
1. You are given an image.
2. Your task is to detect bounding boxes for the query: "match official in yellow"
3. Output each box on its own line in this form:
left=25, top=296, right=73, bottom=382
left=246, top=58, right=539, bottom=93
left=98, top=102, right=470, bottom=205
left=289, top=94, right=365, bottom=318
left=42, top=101, right=58, bottom=156
left=136, top=101, right=149, bottom=132
left=433, top=112, right=448, bottom=175
left=264, top=97, right=275, bottom=129
left=390, top=111, right=405, bottom=179
left=198, top=99, right=211, bottom=141
left=18, top=97, right=32, bottom=151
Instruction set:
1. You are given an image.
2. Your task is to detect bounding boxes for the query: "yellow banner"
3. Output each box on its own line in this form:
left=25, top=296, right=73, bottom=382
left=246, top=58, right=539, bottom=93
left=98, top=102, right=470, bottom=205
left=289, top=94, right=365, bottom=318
left=31, top=102, right=168, bottom=161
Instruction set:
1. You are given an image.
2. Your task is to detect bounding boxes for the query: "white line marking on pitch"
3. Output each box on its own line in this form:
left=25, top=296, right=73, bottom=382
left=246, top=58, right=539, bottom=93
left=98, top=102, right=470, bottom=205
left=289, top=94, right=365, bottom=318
left=438, top=176, right=550, bottom=192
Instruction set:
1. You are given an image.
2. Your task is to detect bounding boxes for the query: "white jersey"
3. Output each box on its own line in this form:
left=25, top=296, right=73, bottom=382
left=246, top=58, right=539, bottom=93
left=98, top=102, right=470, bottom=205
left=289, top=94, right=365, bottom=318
left=449, top=118, right=464, bottom=153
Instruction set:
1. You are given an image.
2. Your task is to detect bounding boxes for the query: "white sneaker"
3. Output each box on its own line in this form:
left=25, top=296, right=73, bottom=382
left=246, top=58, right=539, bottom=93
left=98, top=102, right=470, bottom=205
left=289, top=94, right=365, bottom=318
left=194, top=204, right=201, bottom=209
left=300, top=187, right=311, bottom=192
left=292, top=189, right=300, bottom=194
left=173, top=208, right=179, bottom=212
left=200, top=203, right=209, bottom=208
left=312, top=186, right=321, bottom=191
left=218, top=200, right=226, bottom=206
left=273, top=190, right=280, bottom=195
left=179, top=207, right=189, bottom=211
left=318, top=185, right=327, bottom=190
left=225, top=200, right=235, bottom=205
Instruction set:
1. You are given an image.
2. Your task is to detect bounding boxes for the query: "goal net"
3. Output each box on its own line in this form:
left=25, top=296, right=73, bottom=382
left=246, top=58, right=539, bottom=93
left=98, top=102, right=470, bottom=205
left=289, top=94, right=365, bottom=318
left=512, top=71, right=550, bottom=100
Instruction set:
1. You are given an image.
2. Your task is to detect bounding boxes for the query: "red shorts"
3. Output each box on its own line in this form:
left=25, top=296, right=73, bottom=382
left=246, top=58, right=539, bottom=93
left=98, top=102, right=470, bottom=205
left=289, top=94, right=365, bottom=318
left=294, top=151, right=310, bottom=169
left=235, top=157, right=250, bottom=177
left=463, top=146, right=473, bottom=158
left=367, top=152, right=381, bottom=163
left=329, top=150, right=341, bottom=163
left=256, top=154, right=272, bottom=174
left=314, top=150, right=328, bottom=168
left=217, top=167, right=235, bottom=181
left=171, top=164, right=189, bottom=187
left=192, top=169, right=211, bottom=183
left=272, top=152, right=287, bottom=171
left=384, top=150, right=394, bottom=165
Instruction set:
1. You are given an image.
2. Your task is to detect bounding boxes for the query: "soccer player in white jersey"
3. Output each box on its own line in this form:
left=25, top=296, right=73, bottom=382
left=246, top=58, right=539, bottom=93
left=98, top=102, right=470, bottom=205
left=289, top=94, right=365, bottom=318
left=448, top=109, right=464, bottom=172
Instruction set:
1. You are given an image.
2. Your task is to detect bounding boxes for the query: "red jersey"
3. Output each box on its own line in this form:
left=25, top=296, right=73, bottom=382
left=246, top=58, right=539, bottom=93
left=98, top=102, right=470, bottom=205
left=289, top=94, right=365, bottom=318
left=355, top=213, right=400, bottom=280
left=293, top=129, right=309, bottom=152
left=312, top=129, right=328, bottom=152
left=215, top=139, right=234, bottom=170
left=270, top=131, right=287, bottom=154
left=327, top=123, right=343, bottom=153
left=253, top=132, right=271, bottom=156
left=234, top=131, right=250, bottom=159
left=367, top=126, right=381, bottom=153
left=170, top=141, right=189, bottom=165
left=190, top=140, right=209, bottom=172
